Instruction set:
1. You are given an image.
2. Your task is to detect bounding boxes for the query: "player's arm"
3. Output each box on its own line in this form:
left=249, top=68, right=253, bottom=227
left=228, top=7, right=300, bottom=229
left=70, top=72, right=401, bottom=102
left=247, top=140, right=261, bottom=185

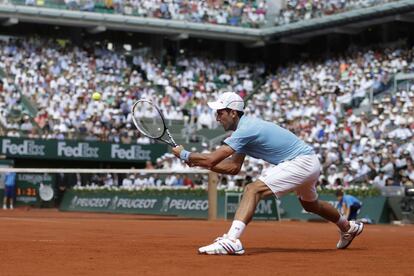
left=342, top=203, right=350, bottom=219
left=172, top=145, right=244, bottom=175
left=209, top=151, right=245, bottom=175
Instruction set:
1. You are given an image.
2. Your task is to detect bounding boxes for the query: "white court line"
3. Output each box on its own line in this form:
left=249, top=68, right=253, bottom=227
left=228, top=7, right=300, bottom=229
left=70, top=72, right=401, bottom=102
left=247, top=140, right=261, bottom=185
left=29, top=239, right=66, bottom=243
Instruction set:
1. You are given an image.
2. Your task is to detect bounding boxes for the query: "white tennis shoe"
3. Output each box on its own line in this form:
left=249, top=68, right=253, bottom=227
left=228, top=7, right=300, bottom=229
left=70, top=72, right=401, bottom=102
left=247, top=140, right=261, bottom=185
left=337, top=220, right=364, bottom=249
left=198, top=234, right=245, bottom=255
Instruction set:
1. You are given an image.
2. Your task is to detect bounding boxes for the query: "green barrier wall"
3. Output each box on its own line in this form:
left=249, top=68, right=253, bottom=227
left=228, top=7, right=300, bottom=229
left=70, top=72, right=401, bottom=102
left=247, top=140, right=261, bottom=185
left=279, top=195, right=389, bottom=223
left=222, top=192, right=279, bottom=220
left=0, top=179, right=394, bottom=223
left=60, top=190, right=280, bottom=219
left=61, top=190, right=209, bottom=218
left=60, top=190, right=389, bottom=222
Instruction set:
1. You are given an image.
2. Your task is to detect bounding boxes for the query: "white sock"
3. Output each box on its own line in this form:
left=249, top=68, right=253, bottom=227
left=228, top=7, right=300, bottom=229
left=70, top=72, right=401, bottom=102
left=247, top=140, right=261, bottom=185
left=336, top=216, right=349, bottom=232
left=227, top=220, right=246, bottom=240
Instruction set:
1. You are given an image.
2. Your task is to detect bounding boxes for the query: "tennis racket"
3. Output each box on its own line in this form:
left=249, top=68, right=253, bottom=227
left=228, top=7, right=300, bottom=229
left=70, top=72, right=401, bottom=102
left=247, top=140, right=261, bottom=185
left=131, top=99, right=178, bottom=147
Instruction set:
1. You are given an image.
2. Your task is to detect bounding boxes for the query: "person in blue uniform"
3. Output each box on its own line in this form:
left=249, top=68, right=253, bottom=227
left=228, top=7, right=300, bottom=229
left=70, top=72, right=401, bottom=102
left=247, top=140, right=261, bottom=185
left=336, top=189, right=362, bottom=221
left=3, top=171, right=16, bottom=210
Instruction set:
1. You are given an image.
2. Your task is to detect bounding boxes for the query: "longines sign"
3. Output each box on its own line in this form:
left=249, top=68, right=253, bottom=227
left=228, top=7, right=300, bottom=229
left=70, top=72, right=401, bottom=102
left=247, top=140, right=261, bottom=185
left=0, top=137, right=167, bottom=163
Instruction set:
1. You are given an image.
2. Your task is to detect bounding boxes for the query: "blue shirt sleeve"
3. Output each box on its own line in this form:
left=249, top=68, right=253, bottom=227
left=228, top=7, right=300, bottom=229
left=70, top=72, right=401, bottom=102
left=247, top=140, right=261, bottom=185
left=336, top=199, right=343, bottom=209
left=223, top=125, right=256, bottom=153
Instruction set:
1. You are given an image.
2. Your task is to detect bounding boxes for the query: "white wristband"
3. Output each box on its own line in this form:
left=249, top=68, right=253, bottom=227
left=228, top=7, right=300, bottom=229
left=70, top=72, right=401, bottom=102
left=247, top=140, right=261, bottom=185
left=179, top=150, right=191, bottom=162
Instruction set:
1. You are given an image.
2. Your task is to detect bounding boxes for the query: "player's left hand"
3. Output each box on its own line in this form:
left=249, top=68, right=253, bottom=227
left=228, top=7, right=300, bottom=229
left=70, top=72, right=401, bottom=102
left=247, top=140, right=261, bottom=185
left=172, top=145, right=184, bottom=158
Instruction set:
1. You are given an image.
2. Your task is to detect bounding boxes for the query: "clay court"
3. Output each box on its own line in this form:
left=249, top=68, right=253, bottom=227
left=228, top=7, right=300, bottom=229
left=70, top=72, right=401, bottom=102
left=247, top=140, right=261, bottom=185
left=0, top=209, right=412, bottom=276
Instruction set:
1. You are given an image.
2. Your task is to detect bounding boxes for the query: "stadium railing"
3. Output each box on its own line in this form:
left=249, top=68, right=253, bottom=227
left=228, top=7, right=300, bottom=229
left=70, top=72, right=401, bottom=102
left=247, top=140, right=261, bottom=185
left=394, top=72, right=414, bottom=92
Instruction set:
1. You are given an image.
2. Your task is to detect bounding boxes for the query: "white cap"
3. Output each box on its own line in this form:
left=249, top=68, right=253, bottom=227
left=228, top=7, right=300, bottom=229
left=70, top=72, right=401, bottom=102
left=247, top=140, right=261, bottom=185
left=207, top=92, right=244, bottom=111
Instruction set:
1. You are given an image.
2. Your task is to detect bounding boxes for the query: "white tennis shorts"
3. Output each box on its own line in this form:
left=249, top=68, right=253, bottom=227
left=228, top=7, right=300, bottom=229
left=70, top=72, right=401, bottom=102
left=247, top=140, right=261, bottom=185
left=258, top=154, right=320, bottom=202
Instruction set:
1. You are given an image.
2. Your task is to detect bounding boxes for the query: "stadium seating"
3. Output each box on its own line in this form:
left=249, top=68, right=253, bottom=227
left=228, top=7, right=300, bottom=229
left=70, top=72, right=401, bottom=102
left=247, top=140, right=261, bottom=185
left=7, top=0, right=401, bottom=28
left=0, top=30, right=413, bottom=190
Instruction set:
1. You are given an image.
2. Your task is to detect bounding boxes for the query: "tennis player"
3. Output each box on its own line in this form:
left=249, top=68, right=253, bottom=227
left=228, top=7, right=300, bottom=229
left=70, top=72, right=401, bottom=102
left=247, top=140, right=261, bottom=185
left=172, top=92, right=364, bottom=255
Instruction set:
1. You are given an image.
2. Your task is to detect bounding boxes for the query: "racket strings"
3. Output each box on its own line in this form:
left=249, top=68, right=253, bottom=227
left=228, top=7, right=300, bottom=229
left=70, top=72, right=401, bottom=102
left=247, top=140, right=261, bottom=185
left=132, top=101, right=166, bottom=139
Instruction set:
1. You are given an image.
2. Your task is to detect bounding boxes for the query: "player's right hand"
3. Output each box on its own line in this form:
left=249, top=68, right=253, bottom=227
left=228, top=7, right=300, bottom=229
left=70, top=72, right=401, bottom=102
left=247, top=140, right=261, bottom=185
left=172, top=145, right=184, bottom=158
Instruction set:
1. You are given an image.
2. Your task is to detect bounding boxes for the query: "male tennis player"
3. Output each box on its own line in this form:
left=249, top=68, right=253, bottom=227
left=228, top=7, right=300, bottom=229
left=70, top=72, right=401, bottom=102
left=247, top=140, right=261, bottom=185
left=172, top=92, right=364, bottom=255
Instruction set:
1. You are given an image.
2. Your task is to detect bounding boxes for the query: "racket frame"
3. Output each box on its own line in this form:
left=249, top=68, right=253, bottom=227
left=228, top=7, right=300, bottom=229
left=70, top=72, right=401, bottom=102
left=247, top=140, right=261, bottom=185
left=131, top=99, right=178, bottom=147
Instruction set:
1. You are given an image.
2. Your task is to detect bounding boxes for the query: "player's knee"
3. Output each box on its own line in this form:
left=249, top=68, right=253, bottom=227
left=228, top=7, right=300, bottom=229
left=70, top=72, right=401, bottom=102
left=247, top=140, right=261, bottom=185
left=243, top=182, right=261, bottom=196
left=243, top=183, right=255, bottom=195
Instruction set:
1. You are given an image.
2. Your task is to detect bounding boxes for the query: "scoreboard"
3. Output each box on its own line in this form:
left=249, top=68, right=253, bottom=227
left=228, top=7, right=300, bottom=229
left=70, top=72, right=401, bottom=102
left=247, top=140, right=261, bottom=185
left=15, top=173, right=55, bottom=206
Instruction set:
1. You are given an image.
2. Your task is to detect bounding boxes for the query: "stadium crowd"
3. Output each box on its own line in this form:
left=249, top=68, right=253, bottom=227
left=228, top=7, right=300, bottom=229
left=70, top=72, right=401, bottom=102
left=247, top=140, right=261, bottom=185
left=276, top=0, right=399, bottom=26
left=15, top=0, right=400, bottom=28
left=20, top=0, right=268, bottom=28
left=0, top=36, right=413, bottom=191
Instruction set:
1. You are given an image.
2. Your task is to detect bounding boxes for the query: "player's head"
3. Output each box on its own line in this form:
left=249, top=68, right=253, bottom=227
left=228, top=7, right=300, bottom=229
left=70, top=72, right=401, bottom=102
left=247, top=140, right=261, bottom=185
left=208, top=92, right=244, bottom=131
left=335, top=189, right=344, bottom=199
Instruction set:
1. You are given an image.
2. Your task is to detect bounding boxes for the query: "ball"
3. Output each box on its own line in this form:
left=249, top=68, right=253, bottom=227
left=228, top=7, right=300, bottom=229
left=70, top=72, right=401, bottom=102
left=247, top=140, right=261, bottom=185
left=92, top=92, right=101, bottom=101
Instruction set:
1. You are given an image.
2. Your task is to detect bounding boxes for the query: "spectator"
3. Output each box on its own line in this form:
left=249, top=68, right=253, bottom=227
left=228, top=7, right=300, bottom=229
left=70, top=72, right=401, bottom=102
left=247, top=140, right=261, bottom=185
left=183, top=174, right=194, bottom=188
left=65, top=0, right=79, bottom=10
left=122, top=174, right=135, bottom=187
left=372, top=170, right=388, bottom=188
left=81, top=0, right=95, bottom=12
left=326, top=164, right=342, bottom=187
left=103, top=174, right=115, bottom=186
left=145, top=160, right=155, bottom=169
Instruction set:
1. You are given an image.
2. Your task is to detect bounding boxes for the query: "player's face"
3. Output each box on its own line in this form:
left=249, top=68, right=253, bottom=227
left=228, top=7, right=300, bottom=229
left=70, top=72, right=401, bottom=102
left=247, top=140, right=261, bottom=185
left=216, top=109, right=237, bottom=131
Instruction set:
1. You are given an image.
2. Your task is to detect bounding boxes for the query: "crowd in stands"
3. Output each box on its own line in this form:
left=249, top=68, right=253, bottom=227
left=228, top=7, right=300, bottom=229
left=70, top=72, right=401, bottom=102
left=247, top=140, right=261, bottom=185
left=69, top=157, right=204, bottom=188
left=15, top=0, right=399, bottom=28
left=0, top=37, right=263, bottom=143
left=20, top=0, right=268, bottom=28
left=0, top=35, right=413, bottom=192
left=276, top=0, right=398, bottom=26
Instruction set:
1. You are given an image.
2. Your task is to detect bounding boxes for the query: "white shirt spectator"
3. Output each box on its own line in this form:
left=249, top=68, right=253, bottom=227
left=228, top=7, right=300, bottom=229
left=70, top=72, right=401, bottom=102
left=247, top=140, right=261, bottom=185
left=356, top=160, right=371, bottom=178
left=122, top=175, right=135, bottom=187
left=372, top=173, right=388, bottom=188
left=198, top=109, right=214, bottom=129
left=165, top=175, right=178, bottom=186
left=104, top=174, right=115, bottom=186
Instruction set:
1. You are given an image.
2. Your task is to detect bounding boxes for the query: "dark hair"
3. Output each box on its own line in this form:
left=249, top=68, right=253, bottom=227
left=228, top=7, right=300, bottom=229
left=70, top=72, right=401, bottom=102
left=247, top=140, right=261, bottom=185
left=335, top=189, right=344, bottom=197
left=224, top=108, right=244, bottom=118
left=334, top=178, right=343, bottom=186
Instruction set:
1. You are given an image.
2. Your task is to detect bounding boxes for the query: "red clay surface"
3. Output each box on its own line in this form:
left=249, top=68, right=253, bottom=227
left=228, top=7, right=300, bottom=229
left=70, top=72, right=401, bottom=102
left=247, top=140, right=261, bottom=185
left=0, top=208, right=413, bottom=276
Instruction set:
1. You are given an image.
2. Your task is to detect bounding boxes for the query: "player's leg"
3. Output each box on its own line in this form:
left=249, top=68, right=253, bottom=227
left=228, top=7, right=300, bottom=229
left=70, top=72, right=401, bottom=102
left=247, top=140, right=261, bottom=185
left=348, top=203, right=361, bottom=220
left=234, top=180, right=273, bottom=224
left=297, top=191, right=364, bottom=249
left=3, top=186, right=11, bottom=209
left=9, top=186, right=14, bottom=209
left=283, top=154, right=364, bottom=249
left=198, top=180, right=272, bottom=255
left=299, top=198, right=346, bottom=229
left=9, top=196, right=14, bottom=210
left=227, top=180, right=273, bottom=240
left=2, top=194, right=7, bottom=209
